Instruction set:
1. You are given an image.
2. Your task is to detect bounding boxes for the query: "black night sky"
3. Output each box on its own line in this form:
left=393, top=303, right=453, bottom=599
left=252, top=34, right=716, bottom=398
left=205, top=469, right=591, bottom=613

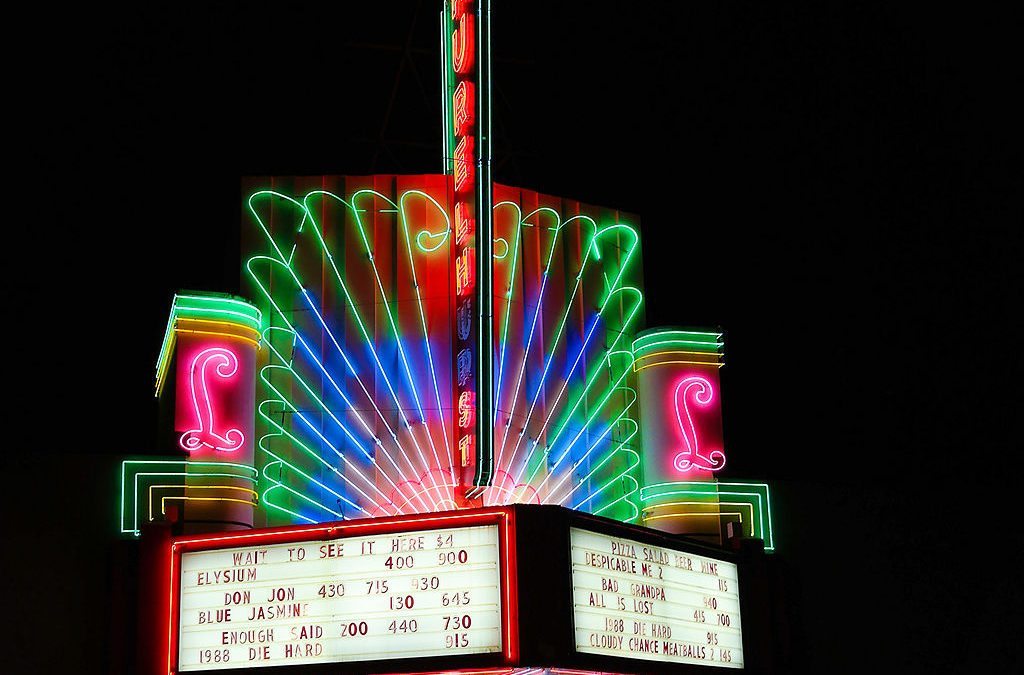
left=15, top=2, right=1020, bottom=672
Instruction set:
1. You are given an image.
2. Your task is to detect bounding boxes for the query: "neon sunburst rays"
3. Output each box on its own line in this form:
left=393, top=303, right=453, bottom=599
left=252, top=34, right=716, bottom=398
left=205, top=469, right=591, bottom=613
left=244, top=178, right=643, bottom=524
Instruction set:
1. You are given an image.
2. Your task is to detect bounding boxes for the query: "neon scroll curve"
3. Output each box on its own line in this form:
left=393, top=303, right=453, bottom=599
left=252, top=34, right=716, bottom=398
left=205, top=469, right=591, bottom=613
left=179, top=347, right=245, bottom=452
left=415, top=226, right=450, bottom=253
left=672, top=376, right=726, bottom=472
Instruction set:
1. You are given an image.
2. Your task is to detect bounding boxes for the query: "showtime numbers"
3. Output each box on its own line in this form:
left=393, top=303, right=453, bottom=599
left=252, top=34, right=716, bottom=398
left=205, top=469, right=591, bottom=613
left=444, top=614, right=473, bottom=631
left=442, top=591, right=470, bottom=607
left=388, top=619, right=418, bottom=634
left=384, top=555, right=414, bottom=570
left=446, top=633, right=470, bottom=649
left=390, top=595, right=415, bottom=610
left=438, top=549, right=469, bottom=565
left=413, top=575, right=441, bottom=591
left=340, top=621, right=368, bottom=637
left=317, top=582, right=345, bottom=598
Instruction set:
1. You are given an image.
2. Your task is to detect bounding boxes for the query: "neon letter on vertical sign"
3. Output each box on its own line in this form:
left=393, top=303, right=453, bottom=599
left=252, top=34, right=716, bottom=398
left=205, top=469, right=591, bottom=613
left=459, top=435, right=474, bottom=467
left=672, top=376, right=726, bottom=472
left=456, top=248, right=475, bottom=296
left=458, top=391, right=476, bottom=428
left=454, top=136, right=474, bottom=193
left=455, top=200, right=475, bottom=245
left=457, top=301, right=472, bottom=340
left=452, top=13, right=475, bottom=74
left=179, top=347, right=244, bottom=452
left=453, top=81, right=475, bottom=137
left=457, top=348, right=472, bottom=386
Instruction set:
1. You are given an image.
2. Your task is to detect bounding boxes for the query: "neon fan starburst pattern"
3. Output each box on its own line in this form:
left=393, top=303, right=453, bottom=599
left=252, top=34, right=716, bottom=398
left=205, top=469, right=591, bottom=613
left=243, top=175, right=644, bottom=525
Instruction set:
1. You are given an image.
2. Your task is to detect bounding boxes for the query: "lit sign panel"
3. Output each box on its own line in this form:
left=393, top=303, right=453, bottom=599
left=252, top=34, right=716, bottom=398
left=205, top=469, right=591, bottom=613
left=173, top=518, right=511, bottom=671
left=570, top=528, right=743, bottom=669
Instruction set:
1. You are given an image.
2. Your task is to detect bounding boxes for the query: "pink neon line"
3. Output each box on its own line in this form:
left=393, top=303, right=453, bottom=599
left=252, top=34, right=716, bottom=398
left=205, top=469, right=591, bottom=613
left=179, top=347, right=244, bottom=452
left=672, top=376, right=726, bottom=472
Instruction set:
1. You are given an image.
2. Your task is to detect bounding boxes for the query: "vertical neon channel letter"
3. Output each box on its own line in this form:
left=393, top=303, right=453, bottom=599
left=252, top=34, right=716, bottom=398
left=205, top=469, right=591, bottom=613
left=672, top=376, right=726, bottom=472
left=459, top=435, right=474, bottom=467
left=455, top=201, right=475, bottom=246
left=456, top=248, right=475, bottom=296
left=179, top=347, right=245, bottom=452
left=454, top=136, right=474, bottom=193
left=453, top=80, right=475, bottom=137
left=458, top=391, right=476, bottom=428
left=452, top=11, right=475, bottom=75
left=457, top=348, right=473, bottom=386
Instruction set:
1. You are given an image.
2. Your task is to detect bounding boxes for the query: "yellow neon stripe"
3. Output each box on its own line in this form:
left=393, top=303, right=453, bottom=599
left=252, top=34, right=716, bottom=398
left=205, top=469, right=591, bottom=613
left=148, top=485, right=259, bottom=522
left=155, top=336, right=177, bottom=397
left=642, top=500, right=754, bottom=532
left=634, top=349, right=724, bottom=361
left=635, top=359, right=725, bottom=373
left=160, top=496, right=258, bottom=516
left=644, top=511, right=744, bottom=523
left=643, top=500, right=754, bottom=513
left=155, top=320, right=262, bottom=396
left=634, top=350, right=723, bottom=368
left=175, top=317, right=262, bottom=339
left=173, top=328, right=261, bottom=349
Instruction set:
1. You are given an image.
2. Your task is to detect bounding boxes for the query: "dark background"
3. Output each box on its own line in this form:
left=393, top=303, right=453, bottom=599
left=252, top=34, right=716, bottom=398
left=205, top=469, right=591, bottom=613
left=13, top=1, right=1020, bottom=672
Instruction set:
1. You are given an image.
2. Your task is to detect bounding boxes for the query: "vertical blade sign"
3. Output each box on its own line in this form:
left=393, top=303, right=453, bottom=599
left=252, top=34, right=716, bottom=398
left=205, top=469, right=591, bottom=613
left=450, top=0, right=480, bottom=503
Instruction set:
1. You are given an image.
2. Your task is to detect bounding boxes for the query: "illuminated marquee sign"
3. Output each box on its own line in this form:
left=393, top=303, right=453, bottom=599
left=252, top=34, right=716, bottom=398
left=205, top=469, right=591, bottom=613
left=445, top=0, right=493, bottom=499
left=169, top=510, right=517, bottom=672
left=571, top=528, right=743, bottom=669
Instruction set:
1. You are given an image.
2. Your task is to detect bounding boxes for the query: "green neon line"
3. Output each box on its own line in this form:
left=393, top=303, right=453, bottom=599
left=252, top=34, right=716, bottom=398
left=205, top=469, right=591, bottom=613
left=632, top=329, right=721, bottom=350
left=122, top=468, right=257, bottom=535
left=299, top=190, right=442, bottom=510
left=246, top=251, right=425, bottom=504
left=260, top=350, right=407, bottom=503
left=530, top=352, right=636, bottom=490
left=257, top=397, right=399, bottom=517
left=491, top=206, right=564, bottom=474
left=263, top=449, right=363, bottom=515
left=543, top=390, right=639, bottom=503
left=506, top=285, right=643, bottom=494
left=258, top=431, right=363, bottom=523
left=493, top=237, right=509, bottom=259
left=260, top=328, right=421, bottom=506
left=155, top=293, right=262, bottom=391
left=265, top=483, right=336, bottom=520
left=120, top=460, right=256, bottom=533
left=639, top=481, right=774, bottom=549
left=524, top=348, right=636, bottom=489
left=633, top=339, right=724, bottom=354
left=569, top=421, right=640, bottom=508
left=318, top=190, right=427, bottom=419
left=254, top=307, right=422, bottom=501
left=397, top=189, right=456, bottom=482
left=491, top=201, right=524, bottom=432
left=261, top=485, right=318, bottom=524
left=175, top=293, right=262, bottom=317
left=492, top=211, right=599, bottom=480
left=247, top=260, right=426, bottom=514
left=262, top=459, right=346, bottom=520
left=259, top=365, right=404, bottom=513
left=416, top=227, right=450, bottom=252
left=499, top=223, right=640, bottom=493
left=592, top=448, right=641, bottom=521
